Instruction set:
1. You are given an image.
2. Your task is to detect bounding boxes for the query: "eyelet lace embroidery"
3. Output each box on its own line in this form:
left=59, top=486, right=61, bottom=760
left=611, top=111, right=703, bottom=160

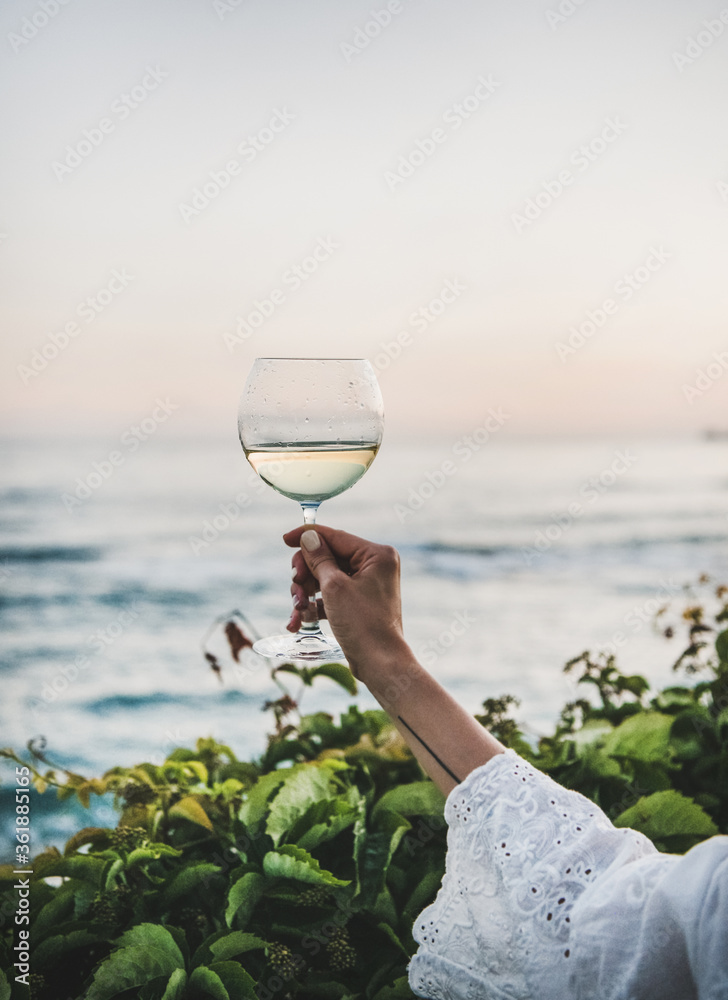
left=408, top=750, right=658, bottom=1000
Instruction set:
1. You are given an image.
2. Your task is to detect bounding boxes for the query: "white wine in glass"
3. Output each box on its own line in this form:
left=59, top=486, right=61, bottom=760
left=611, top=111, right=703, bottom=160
left=238, top=358, right=384, bottom=662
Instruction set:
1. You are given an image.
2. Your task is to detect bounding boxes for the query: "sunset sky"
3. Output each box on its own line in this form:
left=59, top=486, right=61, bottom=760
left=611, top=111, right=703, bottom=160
left=1, top=0, right=727, bottom=439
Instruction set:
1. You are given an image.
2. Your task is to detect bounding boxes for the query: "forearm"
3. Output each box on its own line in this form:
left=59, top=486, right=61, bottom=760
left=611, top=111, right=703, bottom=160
left=359, top=640, right=505, bottom=797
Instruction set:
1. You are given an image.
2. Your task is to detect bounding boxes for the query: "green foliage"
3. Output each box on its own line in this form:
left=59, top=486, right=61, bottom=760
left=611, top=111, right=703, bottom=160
left=1, top=584, right=727, bottom=998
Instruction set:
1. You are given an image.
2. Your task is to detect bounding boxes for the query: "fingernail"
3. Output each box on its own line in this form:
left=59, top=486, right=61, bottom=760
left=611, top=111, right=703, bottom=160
left=301, top=530, right=320, bottom=551
left=291, top=567, right=298, bottom=579
left=292, top=586, right=307, bottom=611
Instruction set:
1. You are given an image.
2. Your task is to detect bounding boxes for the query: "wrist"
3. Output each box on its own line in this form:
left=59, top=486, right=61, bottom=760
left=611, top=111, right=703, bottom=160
left=352, top=638, right=423, bottom=714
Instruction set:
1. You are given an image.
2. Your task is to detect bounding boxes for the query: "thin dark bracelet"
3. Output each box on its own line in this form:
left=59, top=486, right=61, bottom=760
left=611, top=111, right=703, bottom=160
left=397, top=715, right=462, bottom=784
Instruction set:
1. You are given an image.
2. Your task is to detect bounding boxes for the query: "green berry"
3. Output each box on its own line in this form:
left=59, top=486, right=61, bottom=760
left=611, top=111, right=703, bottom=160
left=90, top=892, right=118, bottom=924
left=297, top=886, right=331, bottom=907
left=267, top=941, right=298, bottom=979
left=326, top=926, right=356, bottom=973
left=29, top=973, right=45, bottom=1000
left=120, top=780, right=156, bottom=805
left=110, top=824, right=147, bottom=849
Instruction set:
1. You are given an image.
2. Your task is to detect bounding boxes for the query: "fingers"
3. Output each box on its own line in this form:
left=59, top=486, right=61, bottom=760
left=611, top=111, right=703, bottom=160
left=295, top=529, right=347, bottom=591
left=287, top=597, right=326, bottom=632
left=283, top=523, right=371, bottom=562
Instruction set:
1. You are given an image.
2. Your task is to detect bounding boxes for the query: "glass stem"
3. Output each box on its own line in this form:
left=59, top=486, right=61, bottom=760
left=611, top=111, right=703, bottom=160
left=298, top=503, right=322, bottom=633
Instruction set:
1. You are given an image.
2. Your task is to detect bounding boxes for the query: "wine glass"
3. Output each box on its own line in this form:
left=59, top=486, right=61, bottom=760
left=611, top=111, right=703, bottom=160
left=238, top=358, right=384, bottom=662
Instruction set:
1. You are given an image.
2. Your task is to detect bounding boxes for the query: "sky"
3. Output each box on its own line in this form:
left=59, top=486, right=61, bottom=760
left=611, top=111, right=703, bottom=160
left=1, top=0, right=727, bottom=439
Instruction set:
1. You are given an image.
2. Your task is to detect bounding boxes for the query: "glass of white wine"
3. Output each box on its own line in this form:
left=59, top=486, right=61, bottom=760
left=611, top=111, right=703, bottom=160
left=238, top=358, right=384, bottom=662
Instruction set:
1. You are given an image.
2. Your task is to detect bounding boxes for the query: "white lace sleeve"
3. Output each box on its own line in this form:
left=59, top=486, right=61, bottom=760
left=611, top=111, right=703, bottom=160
left=407, top=749, right=728, bottom=1000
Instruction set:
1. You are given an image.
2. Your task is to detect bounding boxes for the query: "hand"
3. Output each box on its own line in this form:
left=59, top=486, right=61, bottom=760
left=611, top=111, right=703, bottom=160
left=285, top=525, right=504, bottom=795
left=283, top=525, right=408, bottom=679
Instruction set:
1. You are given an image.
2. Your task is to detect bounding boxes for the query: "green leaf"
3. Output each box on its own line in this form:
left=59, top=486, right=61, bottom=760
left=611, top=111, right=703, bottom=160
left=566, top=718, right=614, bottom=752
left=309, top=662, right=358, bottom=696
left=209, top=931, right=267, bottom=961
left=355, top=811, right=410, bottom=906
left=41, top=854, right=106, bottom=886
left=715, top=629, right=728, bottom=663
left=373, top=781, right=444, bottom=820
left=225, top=871, right=266, bottom=929
left=209, top=961, right=259, bottom=998
left=298, top=711, right=338, bottom=741
left=169, top=795, right=214, bottom=831
left=601, top=711, right=675, bottom=764
left=653, top=687, right=697, bottom=712
left=372, top=886, right=399, bottom=926
left=34, top=929, right=107, bottom=972
left=217, top=777, right=245, bottom=802
left=263, top=844, right=350, bottom=886
left=376, top=921, right=410, bottom=956
left=238, top=770, right=289, bottom=829
left=265, top=761, right=349, bottom=846
left=161, top=968, right=188, bottom=1000
left=402, top=869, right=444, bottom=926
left=104, top=857, right=125, bottom=890
left=371, top=976, right=417, bottom=999
left=0, top=969, right=11, bottom=1000
left=64, top=826, right=111, bottom=855
left=274, top=662, right=305, bottom=681
left=669, top=711, right=712, bottom=760
left=31, top=881, right=76, bottom=940
left=188, top=965, right=230, bottom=1000
left=164, top=862, right=221, bottom=906
left=296, top=798, right=358, bottom=851
left=614, top=789, right=718, bottom=851
left=127, top=843, right=183, bottom=867
left=86, top=924, right=185, bottom=1000
left=617, top=674, right=650, bottom=698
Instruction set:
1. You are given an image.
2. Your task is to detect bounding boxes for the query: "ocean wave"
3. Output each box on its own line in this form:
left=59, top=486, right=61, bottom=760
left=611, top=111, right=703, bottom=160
left=410, top=532, right=726, bottom=559
left=0, top=545, right=103, bottom=563
left=86, top=689, right=253, bottom=714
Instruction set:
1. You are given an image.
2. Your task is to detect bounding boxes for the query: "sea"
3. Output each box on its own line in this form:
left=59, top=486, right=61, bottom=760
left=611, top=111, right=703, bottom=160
left=1, top=432, right=726, bottom=857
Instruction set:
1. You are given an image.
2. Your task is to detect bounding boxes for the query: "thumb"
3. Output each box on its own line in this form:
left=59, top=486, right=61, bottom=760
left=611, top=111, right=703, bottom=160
left=299, top=529, right=344, bottom=589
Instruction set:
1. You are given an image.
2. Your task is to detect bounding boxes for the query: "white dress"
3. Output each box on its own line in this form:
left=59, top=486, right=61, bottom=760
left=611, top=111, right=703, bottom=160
left=408, top=749, right=728, bottom=1000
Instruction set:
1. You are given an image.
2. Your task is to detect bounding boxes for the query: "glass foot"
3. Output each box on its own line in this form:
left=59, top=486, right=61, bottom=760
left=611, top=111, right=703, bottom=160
left=253, top=632, right=346, bottom=664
